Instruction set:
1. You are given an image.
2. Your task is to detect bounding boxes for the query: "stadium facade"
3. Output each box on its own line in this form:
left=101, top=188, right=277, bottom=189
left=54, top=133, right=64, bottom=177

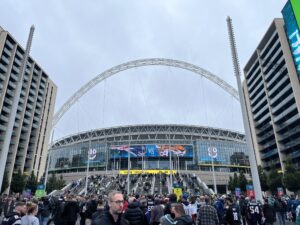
left=0, top=26, right=57, bottom=186
left=49, top=125, right=249, bottom=176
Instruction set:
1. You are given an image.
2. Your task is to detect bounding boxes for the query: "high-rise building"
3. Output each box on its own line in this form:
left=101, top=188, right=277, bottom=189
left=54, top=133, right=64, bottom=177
left=0, top=26, right=57, bottom=189
left=243, top=18, right=300, bottom=172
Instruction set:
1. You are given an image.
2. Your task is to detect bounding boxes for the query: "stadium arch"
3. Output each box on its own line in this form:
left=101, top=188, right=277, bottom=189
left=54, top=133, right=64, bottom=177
left=52, top=58, right=239, bottom=127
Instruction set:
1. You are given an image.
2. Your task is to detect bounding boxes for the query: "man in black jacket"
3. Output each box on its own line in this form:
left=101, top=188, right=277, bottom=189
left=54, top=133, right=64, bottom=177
left=171, top=203, right=193, bottom=225
left=95, top=191, right=128, bottom=225
left=124, top=197, right=145, bottom=225
left=61, top=195, right=79, bottom=225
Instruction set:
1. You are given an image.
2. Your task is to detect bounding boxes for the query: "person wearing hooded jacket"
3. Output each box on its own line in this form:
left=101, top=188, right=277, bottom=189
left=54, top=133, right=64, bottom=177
left=123, top=197, right=146, bottom=225
left=171, top=203, right=193, bottom=225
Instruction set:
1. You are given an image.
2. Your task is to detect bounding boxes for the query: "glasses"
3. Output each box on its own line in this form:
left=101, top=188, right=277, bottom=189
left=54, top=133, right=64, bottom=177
left=111, top=200, right=124, bottom=205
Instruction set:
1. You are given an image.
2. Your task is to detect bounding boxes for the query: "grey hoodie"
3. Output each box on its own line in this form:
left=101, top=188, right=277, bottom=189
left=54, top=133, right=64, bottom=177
left=21, top=215, right=39, bottom=225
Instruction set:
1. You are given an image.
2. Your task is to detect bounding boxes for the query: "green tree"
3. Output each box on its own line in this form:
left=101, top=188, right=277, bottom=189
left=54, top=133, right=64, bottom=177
left=282, top=159, right=300, bottom=193
left=1, top=170, right=9, bottom=194
left=56, top=174, right=66, bottom=190
left=228, top=172, right=239, bottom=192
left=268, top=166, right=283, bottom=194
left=258, top=165, right=269, bottom=191
left=228, top=176, right=234, bottom=192
left=10, top=170, right=26, bottom=193
left=239, top=170, right=248, bottom=192
left=25, top=171, right=38, bottom=193
left=46, top=173, right=57, bottom=193
left=233, top=172, right=239, bottom=189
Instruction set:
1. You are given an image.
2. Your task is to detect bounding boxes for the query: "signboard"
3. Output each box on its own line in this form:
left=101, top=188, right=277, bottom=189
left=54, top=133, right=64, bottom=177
left=246, top=185, right=255, bottom=198
left=25, top=189, right=31, bottom=199
left=277, top=187, right=284, bottom=197
left=119, top=169, right=177, bottom=175
left=173, top=188, right=183, bottom=201
left=208, top=147, right=218, bottom=158
left=110, top=145, right=193, bottom=159
left=291, top=0, right=300, bottom=27
left=235, top=187, right=241, bottom=197
left=35, top=184, right=45, bottom=198
left=282, top=1, right=300, bottom=79
left=88, top=148, right=97, bottom=160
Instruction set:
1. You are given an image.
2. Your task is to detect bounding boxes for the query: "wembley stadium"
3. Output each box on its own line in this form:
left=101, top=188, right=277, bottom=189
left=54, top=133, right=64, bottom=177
left=48, top=124, right=250, bottom=193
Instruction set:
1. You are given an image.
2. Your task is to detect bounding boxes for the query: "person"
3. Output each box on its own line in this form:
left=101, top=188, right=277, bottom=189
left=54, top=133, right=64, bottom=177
left=296, top=204, right=300, bottom=225
left=224, top=197, right=241, bottom=225
left=37, top=197, right=51, bottom=225
left=262, top=199, right=276, bottom=225
left=91, top=199, right=105, bottom=221
left=214, top=195, right=225, bottom=225
left=123, top=197, right=145, bottom=225
left=85, top=195, right=98, bottom=225
left=150, top=198, right=164, bottom=225
left=159, top=214, right=175, bottom=225
left=3, top=197, right=14, bottom=218
left=239, top=196, right=248, bottom=225
left=274, top=197, right=286, bottom=225
left=1, top=201, right=26, bottom=225
left=164, top=194, right=177, bottom=216
left=96, top=190, right=129, bottom=225
left=61, top=195, right=79, bottom=225
left=21, top=202, right=39, bottom=225
left=246, top=197, right=263, bottom=225
left=197, top=196, right=219, bottom=225
left=171, top=203, right=193, bottom=225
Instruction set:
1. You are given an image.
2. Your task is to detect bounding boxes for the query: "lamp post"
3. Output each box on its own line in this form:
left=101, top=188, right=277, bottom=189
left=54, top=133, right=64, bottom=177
left=208, top=147, right=218, bottom=194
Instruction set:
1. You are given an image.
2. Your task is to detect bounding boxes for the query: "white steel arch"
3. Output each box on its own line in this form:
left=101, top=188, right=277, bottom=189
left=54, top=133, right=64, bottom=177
left=53, top=58, right=239, bottom=126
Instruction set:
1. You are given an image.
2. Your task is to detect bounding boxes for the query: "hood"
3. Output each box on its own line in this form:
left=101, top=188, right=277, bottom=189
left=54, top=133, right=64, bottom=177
left=128, top=201, right=140, bottom=209
left=176, top=215, right=193, bottom=224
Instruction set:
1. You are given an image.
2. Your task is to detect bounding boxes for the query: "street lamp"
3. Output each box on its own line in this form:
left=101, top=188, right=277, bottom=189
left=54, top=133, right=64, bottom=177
left=208, top=147, right=218, bottom=194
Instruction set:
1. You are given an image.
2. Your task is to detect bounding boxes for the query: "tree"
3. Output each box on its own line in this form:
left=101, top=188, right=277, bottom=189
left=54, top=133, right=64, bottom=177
left=233, top=172, right=239, bottom=189
left=228, top=172, right=239, bottom=192
left=46, top=173, right=57, bottom=193
left=56, top=174, right=66, bottom=190
left=268, top=166, right=283, bottom=194
left=228, top=176, right=234, bottom=192
left=25, top=171, right=38, bottom=193
left=258, top=165, right=269, bottom=192
left=10, top=170, right=26, bottom=193
left=282, top=159, right=300, bottom=193
left=239, top=170, right=248, bottom=192
left=1, top=170, right=9, bottom=194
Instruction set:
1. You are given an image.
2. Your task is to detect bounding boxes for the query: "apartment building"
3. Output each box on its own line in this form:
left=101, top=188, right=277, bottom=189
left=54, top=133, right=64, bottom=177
left=0, top=26, right=57, bottom=188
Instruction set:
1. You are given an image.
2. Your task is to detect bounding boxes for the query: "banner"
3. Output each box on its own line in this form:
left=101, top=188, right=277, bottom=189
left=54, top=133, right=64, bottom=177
left=277, top=187, right=284, bottom=197
left=173, top=188, right=183, bottom=201
left=235, top=187, right=241, bottom=197
left=110, top=145, right=193, bottom=159
left=282, top=1, right=300, bottom=79
left=35, top=184, right=45, bottom=198
left=246, top=185, right=255, bottom=198
left=119, top=169, right=176, bottom=175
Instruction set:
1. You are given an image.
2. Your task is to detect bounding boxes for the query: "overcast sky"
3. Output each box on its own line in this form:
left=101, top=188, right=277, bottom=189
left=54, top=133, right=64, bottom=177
left=0, top=0, right=286, bottom=140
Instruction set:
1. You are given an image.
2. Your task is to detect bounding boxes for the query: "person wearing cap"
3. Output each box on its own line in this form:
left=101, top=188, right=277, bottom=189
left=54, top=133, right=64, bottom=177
left=1, top=202, right=26, bottom=225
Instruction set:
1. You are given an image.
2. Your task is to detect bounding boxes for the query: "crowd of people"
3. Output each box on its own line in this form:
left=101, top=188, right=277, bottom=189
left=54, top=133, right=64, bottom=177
left=0, top=191, right=300, bottom=225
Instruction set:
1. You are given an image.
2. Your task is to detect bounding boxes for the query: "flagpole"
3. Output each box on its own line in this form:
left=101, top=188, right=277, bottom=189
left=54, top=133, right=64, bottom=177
left=169, top=125, right=173, bottom=193
left=127, top=133, right=131, bottom=195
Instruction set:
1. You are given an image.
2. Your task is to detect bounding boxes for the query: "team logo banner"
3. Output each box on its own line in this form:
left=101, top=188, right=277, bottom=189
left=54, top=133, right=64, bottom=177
left=110, top=145, right=193, bottom=158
